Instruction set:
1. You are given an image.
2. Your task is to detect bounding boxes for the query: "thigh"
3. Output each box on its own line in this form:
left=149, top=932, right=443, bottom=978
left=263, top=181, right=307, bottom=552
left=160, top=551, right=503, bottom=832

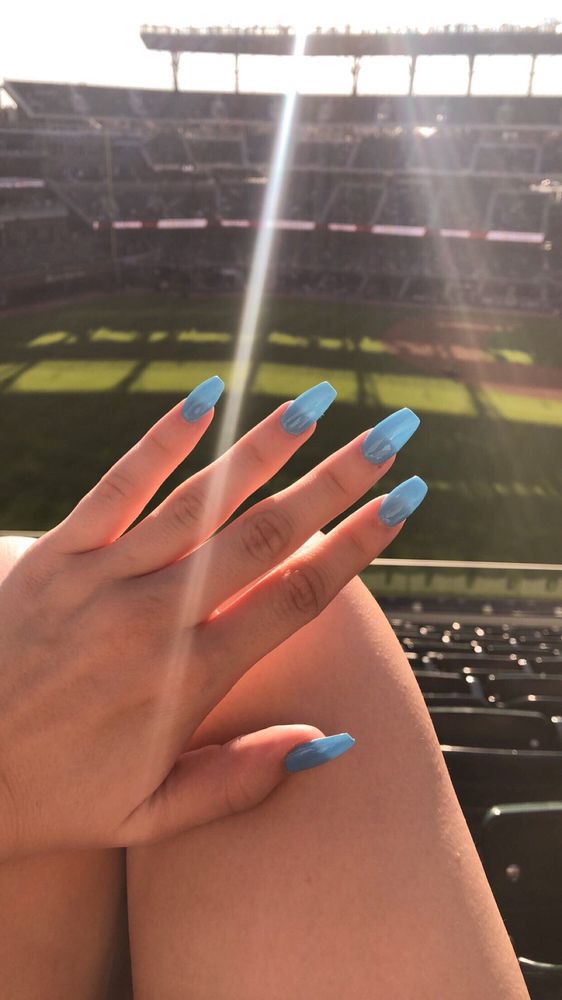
left=0, top=538, right=131, bottom=1000
left=0, top=849, right=130, bottom=1000
left=126, top=572, right=528, bottom=1000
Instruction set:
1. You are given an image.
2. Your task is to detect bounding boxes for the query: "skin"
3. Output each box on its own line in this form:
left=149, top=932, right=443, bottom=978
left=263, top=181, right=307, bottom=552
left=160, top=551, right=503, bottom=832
left=0, top=398, right=402, bottom=858
left=0, top=395, right=530, bottom=998
left=127, top=565, right=531, bottom=1000
left=0, top=537, right=530, bottom=1000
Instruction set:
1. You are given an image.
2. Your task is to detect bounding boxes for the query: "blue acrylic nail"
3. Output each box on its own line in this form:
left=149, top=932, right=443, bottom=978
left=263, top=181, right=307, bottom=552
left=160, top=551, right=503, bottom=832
left=362, top=408, right=420, bottom=465
left=284, top=733, right=356, bottom=773
left=181, top=375, right=225, bottom=422
left=280, top=381, right=337, bottom=436
left=379, top=476, right=428, bottom=527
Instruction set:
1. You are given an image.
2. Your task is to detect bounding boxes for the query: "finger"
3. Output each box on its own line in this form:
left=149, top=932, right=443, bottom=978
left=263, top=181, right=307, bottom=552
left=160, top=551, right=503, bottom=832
left=115, top=725, right=356, bottom=847
left=109, top=381, right=336, bottom=576
left=51, top=377, right=225, bottom=553
left=192, top=477, right=428, bottom=707
left=168, top=407, right=420, bottom=624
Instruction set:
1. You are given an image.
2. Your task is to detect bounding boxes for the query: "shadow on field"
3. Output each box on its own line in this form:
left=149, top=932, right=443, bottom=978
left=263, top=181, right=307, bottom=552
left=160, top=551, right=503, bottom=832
left=0, top=291, right=561, bottom=563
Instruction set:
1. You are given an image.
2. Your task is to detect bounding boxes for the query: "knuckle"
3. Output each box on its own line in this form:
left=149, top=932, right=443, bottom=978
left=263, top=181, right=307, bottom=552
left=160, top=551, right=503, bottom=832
left=113, top=577, right=164, bottom=626
left=100, top=584, right=168, bottom=670
left=242, top=439, right=268, bottom=473
left=321, top=464, right=351, bottom=503
left=240, top=504, right=293, bottom=564
left=278, top=562, right=327, bottom=620
left=145, top=428, right=174, bottom=462
left=345, top=525, right=370, bottom=563
left=223, top=742, right=255, bottom=815
left=97, top=469, right=134, bottom=505
left=12, top=542, right=59, bottom=600
left=169, top=486, right=207, bottom=533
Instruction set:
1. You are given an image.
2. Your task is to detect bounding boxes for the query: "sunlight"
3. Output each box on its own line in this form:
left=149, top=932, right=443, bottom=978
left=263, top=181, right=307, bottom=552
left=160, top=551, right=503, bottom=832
left=133, top=22, right=312, bottom=787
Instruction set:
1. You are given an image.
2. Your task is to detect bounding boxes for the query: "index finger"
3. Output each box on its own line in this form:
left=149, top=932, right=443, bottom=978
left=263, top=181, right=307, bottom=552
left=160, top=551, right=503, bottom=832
left=51, top=376, right=225, bottom=553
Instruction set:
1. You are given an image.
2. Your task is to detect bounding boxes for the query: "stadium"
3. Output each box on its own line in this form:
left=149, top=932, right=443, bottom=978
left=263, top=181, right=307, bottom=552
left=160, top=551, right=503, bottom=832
left=1, top=10, right=561, bottom=999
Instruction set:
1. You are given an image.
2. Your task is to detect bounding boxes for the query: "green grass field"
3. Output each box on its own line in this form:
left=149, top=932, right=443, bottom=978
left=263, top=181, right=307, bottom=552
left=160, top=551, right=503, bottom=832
left=1, top=290, right=561, bottom=565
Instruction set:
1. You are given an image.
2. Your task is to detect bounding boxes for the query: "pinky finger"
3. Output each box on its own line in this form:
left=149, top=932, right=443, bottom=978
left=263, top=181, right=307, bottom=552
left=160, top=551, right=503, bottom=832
left=195, top=477, right=428, bottom=708
left=115, top=725, right=356, bottom=846
left=51, top=376, right=224, bottom=554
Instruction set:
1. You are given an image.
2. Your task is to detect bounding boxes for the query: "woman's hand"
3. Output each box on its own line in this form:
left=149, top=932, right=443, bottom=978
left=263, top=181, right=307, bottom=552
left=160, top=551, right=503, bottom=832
left=0, top=378, right=425, bottom=857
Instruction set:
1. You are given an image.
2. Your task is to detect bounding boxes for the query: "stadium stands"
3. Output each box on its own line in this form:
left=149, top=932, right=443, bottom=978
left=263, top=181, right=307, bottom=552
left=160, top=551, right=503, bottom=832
left=2, top=60, right=562, bottom=994
left=382, top=594, right=562, bottom=989
left=2, top=81, right=562, bottom=309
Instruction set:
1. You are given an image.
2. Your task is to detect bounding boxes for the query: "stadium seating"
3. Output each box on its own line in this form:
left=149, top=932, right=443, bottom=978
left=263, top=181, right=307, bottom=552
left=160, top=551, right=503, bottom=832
left=480, top=802, right=562, bottom=992
left=428, top=707, right=561, bottom=750
left=3, top=80, right=562, bottom=308
left=3, top=49, right=562, bottom=997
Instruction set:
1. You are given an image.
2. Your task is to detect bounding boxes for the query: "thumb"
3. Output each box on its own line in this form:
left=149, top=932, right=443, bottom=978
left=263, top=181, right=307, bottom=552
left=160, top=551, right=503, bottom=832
left=118, top=725, right=355, bottom=847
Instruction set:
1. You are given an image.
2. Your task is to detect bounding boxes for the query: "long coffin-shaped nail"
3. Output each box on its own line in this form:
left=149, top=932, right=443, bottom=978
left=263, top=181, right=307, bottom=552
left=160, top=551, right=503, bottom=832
left=280, top=381, right=337, bottom=436
left=378, top=476, right=428, bottom=527
left=181, top=375, right=225, bottom=422
left=284, top=733, right=356, bottom=773
left=362, top=408, right=420, bottom=465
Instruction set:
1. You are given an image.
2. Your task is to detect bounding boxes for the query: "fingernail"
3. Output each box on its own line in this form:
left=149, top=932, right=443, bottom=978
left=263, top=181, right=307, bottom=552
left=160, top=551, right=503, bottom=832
left=362, top=408, right=420, bottom=465
left=284, top=733, right=356, bottom=773
left=379, top=476, right=428, bottom=527
left=181, top=375, right=224, bottom=422
left=280, top=381, right=337, bottom=435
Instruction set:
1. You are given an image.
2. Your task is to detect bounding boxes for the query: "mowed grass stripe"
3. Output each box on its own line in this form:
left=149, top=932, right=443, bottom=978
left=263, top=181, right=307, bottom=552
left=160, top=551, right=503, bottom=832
left=129, top=360, right=233, bottom=392
left=479, top=386, right=562, bottom=426
left=3, top=357, right=562, bottom=426
left=6, top=360, right=137, bottom=392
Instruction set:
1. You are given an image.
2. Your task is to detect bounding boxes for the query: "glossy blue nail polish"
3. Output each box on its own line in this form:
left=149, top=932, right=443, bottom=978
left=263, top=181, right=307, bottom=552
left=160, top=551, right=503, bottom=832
left=181, top=375, right=225, bottom=422
left=379, top=476, right=428, bottom=527
left=280, top=381, right=337, bottom=436
left=284, top=733, right=356, bottom=773
left=362, top=408, right=420, bottom=465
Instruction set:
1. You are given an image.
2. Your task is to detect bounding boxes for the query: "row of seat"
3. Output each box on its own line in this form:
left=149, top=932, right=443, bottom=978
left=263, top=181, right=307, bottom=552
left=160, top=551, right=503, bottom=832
left=394, top=617, right=562, bottom=680
left=393, top=611, right=562, bottom=992
left=477, top=801, right=562, bottom=990
left=416, top=668, right=562, bottom=701
left=428, top=706, right=562, bottom=751
left=442, top=749, right=562, bottom=989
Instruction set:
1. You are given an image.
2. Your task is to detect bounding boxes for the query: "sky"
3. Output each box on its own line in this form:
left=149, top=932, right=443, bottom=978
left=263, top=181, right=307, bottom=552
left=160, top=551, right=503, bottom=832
left=1, top=0, right=562, bottom=97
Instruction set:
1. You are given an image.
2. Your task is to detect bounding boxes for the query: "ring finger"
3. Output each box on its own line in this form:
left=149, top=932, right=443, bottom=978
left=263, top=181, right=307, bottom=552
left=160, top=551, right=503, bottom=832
left=161, top=407, right=420, bottom=624
left=110, top=381, right=337, bottom=576
left=190, top=476, right=428, bottom=708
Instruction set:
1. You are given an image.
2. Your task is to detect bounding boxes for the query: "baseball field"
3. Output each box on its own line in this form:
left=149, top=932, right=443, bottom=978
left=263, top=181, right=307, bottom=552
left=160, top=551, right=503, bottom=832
left=1, top=290, right=561, bottom=570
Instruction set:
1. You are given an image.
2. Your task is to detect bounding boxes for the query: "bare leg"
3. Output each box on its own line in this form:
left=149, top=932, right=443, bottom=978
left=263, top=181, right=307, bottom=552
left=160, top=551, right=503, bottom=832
left=127, top=568, right=530, bottom=1000
left=0, top=849, right=129, bottom=1000
left=0, top=537, right=131, bottom=1000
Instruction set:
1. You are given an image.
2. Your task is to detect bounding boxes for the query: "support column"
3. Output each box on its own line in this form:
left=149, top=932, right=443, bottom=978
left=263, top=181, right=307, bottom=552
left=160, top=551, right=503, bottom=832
left=467, top=54, right=475, bottom=97
left=103, top=130, right=120, bottom=284
left=408, top=54, right=417, bottom=96
left=235, top=52, right=240, bottom=94
left=171, top=50, right=181, bottom=92
left=527, top=53, right=537, bottom=97
left=351, top=56, right=360, bottom=96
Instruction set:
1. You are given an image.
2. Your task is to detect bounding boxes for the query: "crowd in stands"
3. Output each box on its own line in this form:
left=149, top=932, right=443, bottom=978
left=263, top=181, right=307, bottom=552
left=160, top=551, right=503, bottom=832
left=2, top=81, right=562, bottom=310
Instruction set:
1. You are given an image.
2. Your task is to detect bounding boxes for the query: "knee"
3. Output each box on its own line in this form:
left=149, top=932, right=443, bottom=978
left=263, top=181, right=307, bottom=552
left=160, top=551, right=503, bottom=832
left=188, top=536, right=413, bottom=748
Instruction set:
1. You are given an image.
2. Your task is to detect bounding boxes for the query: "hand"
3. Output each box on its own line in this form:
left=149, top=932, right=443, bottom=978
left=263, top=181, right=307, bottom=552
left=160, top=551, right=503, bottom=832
left=0, top=379, right=425, bottom=857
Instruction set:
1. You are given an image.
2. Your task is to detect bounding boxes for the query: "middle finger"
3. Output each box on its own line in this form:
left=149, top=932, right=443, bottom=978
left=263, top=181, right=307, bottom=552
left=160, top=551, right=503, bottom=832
left=109, top=381, right=337, bottom=575
left=164, top=406, right=420, bottom=623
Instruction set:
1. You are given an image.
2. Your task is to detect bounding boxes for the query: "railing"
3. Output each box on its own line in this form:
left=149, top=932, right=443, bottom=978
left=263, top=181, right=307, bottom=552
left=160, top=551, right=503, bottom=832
left=2, top=533, right=561, bottom=609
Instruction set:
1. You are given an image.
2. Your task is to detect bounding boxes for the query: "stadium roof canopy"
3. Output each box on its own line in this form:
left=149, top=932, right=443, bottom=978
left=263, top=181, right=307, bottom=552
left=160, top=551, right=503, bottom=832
left=141, top=25, right=562, bottom=95
left=140, top=25, right=562, bottom=57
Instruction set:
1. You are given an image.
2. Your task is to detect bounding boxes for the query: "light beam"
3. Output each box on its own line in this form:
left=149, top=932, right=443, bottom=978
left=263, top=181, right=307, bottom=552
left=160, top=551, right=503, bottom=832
left=141, top=24, right=310, bottom=785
